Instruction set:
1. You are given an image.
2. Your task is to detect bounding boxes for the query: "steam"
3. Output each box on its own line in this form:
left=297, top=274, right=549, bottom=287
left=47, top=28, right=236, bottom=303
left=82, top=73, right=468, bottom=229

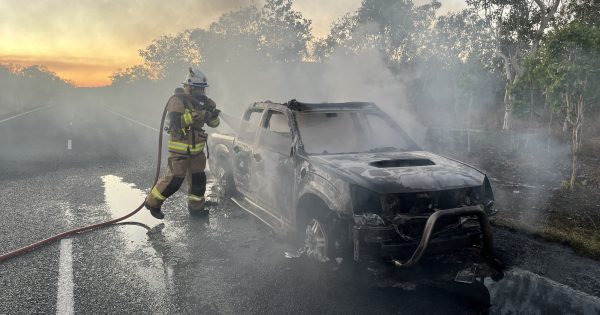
left=205, top=48, right=423, bottom=142
left=0, top=0, right=581, bottom=236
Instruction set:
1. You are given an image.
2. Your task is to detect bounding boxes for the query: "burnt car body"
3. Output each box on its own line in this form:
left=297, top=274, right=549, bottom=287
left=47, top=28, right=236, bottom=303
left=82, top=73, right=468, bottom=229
left=208, top=100, right=497, bottom=265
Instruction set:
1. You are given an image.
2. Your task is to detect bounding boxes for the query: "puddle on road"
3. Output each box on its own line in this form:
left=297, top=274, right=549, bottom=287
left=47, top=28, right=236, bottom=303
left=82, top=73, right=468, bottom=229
left=102, top=175, right=152, bottom=223
left=486, top=268, right=600, bottom=314
left=102, top=175, right=162, bottom=253
left=101, top=175, right=176, bottom=307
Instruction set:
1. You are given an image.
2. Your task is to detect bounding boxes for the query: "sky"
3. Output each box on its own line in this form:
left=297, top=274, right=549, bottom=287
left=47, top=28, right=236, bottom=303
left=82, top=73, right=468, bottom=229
left=0, top=0, right=466, bottom=87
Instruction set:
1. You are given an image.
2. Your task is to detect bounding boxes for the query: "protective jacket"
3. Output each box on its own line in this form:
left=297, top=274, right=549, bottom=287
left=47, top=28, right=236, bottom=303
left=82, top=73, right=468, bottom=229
left=145, top=89, right=220, bottom=215
left=166, top=90, right=220, bottom=155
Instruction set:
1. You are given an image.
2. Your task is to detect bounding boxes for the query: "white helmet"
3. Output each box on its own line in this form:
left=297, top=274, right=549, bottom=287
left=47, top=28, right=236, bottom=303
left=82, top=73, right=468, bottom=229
left=183, top=67, right=209, bottom=87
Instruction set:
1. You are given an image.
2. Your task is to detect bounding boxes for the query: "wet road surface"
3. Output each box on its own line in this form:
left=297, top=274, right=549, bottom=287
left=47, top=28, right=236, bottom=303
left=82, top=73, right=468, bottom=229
left=1, top=104, right=600, bottom=314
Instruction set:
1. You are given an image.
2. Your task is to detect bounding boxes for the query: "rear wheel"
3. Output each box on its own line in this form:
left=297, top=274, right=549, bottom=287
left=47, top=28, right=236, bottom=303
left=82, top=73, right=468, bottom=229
left=211, top=160, right=236, bottom=204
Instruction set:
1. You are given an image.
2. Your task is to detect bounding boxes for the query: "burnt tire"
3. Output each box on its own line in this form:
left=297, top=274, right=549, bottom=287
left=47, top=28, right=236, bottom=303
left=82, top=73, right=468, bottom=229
left=211, top=159, right=236, bottom=203
left=297, top=199, right=351, bottom=263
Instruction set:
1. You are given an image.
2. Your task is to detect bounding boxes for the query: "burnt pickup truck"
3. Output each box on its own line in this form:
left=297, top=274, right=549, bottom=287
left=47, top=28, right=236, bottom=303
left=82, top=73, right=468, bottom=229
left=208, top=100, right=497, bottom=266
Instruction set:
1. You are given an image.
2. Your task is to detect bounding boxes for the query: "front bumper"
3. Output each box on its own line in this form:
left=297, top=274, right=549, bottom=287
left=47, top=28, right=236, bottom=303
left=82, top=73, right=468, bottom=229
left=353, top=206, right=493, bottom=267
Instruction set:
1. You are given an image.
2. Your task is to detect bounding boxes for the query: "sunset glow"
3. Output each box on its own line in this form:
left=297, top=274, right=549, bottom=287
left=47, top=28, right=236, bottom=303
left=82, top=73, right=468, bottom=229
left=0, top=0, right=465, bottom=87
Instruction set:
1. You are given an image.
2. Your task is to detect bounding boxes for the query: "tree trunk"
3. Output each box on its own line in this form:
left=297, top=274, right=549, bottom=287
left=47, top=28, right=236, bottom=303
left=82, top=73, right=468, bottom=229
left=502, top=88, right=513, bottom=130
left=547, top=110, right=553, bottom=153
left=530, top=86, right=535, bottom=126
left=467, top=93, right=473, bottom=153
left=453, top=80, right=459, bottom=130
left=570, top=124, right=579, bottom=189
left=569, top=92, right=586, bottom=190
left=568, top=70, right=588, bottom=189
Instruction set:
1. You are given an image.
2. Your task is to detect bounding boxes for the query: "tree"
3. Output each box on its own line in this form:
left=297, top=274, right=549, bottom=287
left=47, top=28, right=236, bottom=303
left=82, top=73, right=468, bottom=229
left=258, top=0, right=312, bottom=63
left=430, top=10, right=499, bottom=126
left=0, top=64, right=73, bottom=113
left=138, top=31, right=201, bottom=80
left=316, top=0, right=440, bottom=66
left=201, top=5, right=262, bottom=64
left=467, top=0, right=561, bottom=130
left=110, top=65, right=154, bottom=86
left=561, top=0, right=600, bottom=26
left=525, top=22, right=600, bottom=188
left=314, top=13, right=358, bottom=60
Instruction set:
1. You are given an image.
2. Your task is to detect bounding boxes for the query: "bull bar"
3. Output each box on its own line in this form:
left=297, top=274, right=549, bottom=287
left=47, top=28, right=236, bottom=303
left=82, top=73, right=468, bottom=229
left=353, top=206, right=493, bottom=267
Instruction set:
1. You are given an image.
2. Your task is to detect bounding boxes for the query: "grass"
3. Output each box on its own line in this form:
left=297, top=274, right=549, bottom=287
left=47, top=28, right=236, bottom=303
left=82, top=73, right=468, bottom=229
left=492, top=216, right=600, bottom=261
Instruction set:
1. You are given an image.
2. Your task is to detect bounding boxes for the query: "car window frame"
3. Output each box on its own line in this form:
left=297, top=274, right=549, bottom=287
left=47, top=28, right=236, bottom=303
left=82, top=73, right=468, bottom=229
left=258, top=109, right=293, bottom=155
left=238, top=107, right=264, bottom=142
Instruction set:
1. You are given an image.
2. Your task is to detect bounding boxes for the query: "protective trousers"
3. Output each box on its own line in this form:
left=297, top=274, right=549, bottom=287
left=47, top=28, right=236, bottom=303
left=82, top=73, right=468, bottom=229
left=145, top=153, right=207, bottom=212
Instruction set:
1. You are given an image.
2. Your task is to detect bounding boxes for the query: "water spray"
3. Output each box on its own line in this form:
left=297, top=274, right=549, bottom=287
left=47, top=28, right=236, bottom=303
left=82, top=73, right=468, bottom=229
left=217, top=111, right=239, bottom=132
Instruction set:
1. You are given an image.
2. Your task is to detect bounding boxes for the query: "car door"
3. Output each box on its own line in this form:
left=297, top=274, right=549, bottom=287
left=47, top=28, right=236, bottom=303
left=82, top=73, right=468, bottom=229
left=231, top=107, right=264, bottom=197
left=252, top=108, right=296, bottom=223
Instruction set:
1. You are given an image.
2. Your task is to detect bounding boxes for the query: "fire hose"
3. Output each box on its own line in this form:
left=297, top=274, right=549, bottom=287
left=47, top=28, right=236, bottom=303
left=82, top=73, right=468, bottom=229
left=0, top=102, right=170, bottom=263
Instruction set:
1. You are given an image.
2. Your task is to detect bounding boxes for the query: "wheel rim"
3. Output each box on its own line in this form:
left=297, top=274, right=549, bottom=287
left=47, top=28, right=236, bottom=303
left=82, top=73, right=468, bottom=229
left=304, top=219, right=329, bottom=262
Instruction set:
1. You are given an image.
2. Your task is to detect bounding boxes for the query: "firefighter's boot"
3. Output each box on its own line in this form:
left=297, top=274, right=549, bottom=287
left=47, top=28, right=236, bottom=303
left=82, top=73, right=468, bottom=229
left=188, top=195, right=208, bottom=216
left=187, top=164, right=208, bottom=216
left=144, top=201, right=165, bottom=219
left=145, top=155, right=188, bottom=219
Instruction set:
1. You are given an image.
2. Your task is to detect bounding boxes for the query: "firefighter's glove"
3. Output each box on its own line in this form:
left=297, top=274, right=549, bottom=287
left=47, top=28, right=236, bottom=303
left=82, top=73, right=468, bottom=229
left=204, top=109, right=220, bottom=121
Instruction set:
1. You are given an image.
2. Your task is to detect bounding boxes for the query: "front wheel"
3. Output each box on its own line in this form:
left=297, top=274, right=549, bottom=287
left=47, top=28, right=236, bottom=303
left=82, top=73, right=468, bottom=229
left=304, top=219, right=330, bottom=262
left=300, top=211, right=351, bottom=263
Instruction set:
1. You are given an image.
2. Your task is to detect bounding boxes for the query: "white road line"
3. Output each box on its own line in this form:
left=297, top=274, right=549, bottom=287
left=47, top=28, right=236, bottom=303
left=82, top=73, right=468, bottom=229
left=106, top=109, right=160, bottom=132
left=57, top=239, right=74, bottom=315
left=67, top=139, right=72, bottom=150
left=0, top=105, right=52, bottom=125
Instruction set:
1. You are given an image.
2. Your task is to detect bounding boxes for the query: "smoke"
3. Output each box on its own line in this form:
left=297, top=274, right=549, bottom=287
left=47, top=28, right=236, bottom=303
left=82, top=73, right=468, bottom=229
left=205, top=48, right=423, bottom=143
left=1, top=11, right=597, bottom=315
left=0, top=0, right=583, bottom=251
left=96, top=2, right=572, bottom=231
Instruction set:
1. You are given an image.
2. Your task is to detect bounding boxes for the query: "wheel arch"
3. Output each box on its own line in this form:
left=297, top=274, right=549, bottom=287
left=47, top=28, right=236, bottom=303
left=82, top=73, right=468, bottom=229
left=295, top=192, right=335, bottom=230
left=209, top=143, right=232, bottom=173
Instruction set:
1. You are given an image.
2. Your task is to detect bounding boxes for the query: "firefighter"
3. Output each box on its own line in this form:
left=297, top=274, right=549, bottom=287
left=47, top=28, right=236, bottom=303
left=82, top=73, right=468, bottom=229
left=144, top=67, right=221, bottom=219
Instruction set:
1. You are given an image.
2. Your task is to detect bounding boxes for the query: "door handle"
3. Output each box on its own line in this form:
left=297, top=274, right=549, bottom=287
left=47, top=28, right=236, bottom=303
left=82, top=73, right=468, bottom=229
left=253, top=153, right=262, bottom=161
left=233, top=146, right=240, bottom=153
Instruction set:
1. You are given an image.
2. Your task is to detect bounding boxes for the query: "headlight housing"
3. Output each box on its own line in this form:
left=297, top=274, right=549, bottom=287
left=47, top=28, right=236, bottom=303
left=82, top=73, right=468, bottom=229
left=350, top=185, right=382, bottom=214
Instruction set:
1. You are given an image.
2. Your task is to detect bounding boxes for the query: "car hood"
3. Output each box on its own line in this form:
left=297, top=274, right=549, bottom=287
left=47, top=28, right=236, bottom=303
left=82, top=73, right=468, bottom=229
left=310, top=151, right=486, bottom=194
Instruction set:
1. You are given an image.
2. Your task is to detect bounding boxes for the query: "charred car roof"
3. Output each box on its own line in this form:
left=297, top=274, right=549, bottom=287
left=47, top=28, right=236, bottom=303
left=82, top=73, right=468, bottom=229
left=251, top=99, right=379, bottom=112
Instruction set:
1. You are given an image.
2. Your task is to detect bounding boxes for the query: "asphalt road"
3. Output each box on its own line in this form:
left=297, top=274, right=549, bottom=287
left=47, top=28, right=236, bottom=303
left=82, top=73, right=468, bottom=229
left=1, top=104, right=600, bottom=314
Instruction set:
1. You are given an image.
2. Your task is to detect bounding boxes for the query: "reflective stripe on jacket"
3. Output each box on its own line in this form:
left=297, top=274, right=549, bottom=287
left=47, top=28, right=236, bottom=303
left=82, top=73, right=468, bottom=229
left=168, top=140, right=205, bottom=155
left=166, top=91, right=217, bottom=156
